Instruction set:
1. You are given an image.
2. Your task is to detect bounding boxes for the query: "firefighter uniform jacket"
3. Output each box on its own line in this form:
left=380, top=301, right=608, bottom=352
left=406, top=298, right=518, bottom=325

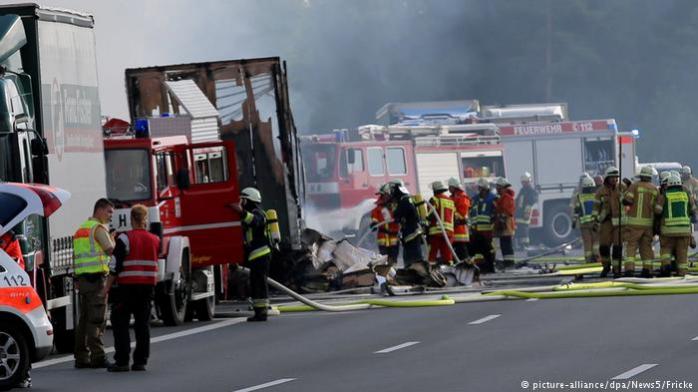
left=393, top=194, right=422, bottom=243
left=470, top=192, right=497, bottom=233
left=515, top=184, right=538, bottom=225
left=656, top=187, right=695, bottom=237
left=112, top=229, right=160, bottom=286
left=623, top=180, right=658, bottom=228
left=451, top=188, right=471, bottom=243
left=0, top=232, right=24, bottom=270
left=242, top=207, right=271, bottom=261
left=495, top=188, right=516, bottom=236
left=428, top=193, right=455, bottom=238
left=594, top=183, right=627, bottom=226
left=371, top=199, right=400, bottom=247
left=573, top=189, right=597, bottom=228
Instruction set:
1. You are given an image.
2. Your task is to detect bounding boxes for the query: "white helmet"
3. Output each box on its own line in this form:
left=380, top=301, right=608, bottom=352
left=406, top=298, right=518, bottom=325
left=581, top=177, right=595, bottom=188
left=496, top=177, right=510, bottom=187
left=477, top=178, right=490, bottom=190
left=431, top=180, right=448, bottom=192
left=604, top=166, right=620, bottom=179
left=639, top=165, right=654, bottom=179
left=447, top=177, right=462, bottom=190
left=240, top=187, right=262, bottom=203
left=683, top=165, right=692, bottom=175
left=668, top=173, right=683, bottom=188
left=520, top=172, right=532, bottom=182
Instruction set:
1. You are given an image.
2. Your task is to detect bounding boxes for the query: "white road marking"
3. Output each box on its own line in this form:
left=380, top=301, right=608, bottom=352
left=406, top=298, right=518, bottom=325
left=233, top=378, right=296, bottom=392
left=525, top=298, right=539, bottom=302
left=374, top=341, right=420, bottom=354
left=611, top=364, right=658, bottom=380
left=34, top=318, right=247, bottom=369
left=468, top=314, right=501, bottom=325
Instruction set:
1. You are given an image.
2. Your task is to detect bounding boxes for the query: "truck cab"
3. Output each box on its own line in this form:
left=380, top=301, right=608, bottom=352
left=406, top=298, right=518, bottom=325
left=104, top=133, right=244, bottom=325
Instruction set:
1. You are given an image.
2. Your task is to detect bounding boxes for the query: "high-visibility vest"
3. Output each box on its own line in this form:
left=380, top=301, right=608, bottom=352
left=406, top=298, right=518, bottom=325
left=471, top=193, right=496, bottom=232
left=428, top=194, right=455, bottom=236
left=452, top=190, right=470, bottom=243
left=371, top=204, right=399, bottom=247
left=577, top=192, right=596, bottom=225
left=243, top=208, right=272, bottom=261
left=73, top=219, right=110, bottom=275
left=626, top=184, right=657, bottom=227
left=117, top=229, right=160, bottom=286
left=661, top=188, right=691, bottom=236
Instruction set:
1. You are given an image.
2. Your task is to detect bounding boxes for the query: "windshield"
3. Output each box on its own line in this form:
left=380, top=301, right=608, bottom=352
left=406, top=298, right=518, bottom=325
left=584, top=139, right=615, bottom=176
left=302, top=144, right=337, bottom=181
left=462, top=156, right=505, bottom=180
left=105, top=149, right=153, bottom=202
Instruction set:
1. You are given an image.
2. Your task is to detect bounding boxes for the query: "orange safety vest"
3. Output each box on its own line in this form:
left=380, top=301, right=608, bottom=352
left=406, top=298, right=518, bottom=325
left=371, top=202, right=399, bottom=247
left=117, top=229, right=160, bottom=286
left=428, top=193, right=455, bottom=237
left=451, top=189, right=471, bottom=243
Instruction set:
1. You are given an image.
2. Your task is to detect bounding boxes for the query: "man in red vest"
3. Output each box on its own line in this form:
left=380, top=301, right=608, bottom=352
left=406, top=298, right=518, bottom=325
left=106, top=204, right=160, bottom=372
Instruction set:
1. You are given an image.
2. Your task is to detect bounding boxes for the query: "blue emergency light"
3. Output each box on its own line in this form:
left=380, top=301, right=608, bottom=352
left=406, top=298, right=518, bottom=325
left=134, top=118, right=150, bottom=138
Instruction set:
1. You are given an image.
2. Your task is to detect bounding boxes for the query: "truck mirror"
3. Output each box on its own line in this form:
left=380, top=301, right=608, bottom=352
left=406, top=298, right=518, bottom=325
left=347, top=149, right=355, bottom=165
left=30, top=137, right=47, bottom=155
left=176, top=168, right=190, bottom=189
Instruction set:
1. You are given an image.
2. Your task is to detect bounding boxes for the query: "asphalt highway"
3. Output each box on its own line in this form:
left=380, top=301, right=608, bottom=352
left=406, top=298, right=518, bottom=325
left=31, top=293, right=698, bottom=392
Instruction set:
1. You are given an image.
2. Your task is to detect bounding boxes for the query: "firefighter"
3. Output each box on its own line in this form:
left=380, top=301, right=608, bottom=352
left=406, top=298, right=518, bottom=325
left=390, top=181, right=425, bottom=269
left=593, top=167, right=625, bottom=278
left=515, top=172, right=538, bottom=250
left=370, top=183, right=400, bottom=265
left=73, top=198, right=115, bottom=369
left=107, top=204, right=160, bottom=372
left=448, top=177, right=471, bottom=261
left=230, top=187, right=272, bottom=322
left=427, top=180, right=456, bottom=265
left=469, top=178, right=497, bottom=273
left=622, top=166, right=658, bottom=277
left=656, top=173, right=696, bottom=277
left=495, top=177, right=516, bottom=268
left=573, top=176, right=599, bottom=263
left=681, top=165, right=698, bottom=202
left=569, top=173, right=592, bottom=216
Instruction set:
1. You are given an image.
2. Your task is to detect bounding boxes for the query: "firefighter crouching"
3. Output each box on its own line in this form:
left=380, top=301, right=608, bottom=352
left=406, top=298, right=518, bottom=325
left=622, top=166, right=658, bottom=277
left=106, top=204, right=160, bottom=372
left=448, top=177, right=471, bottom=262
left=494, top=177, right=516, bottom=268
left=230, top=187, right=272, bottom=322
left=469, top=178, right=497, bottom=273
left=594, top=166, right=625, bottom=278
left=573, top=176, right=599, bottom=263
left=656, top=173, right=696, bottom=277
left=427, top=181, right=456, bottom=265
left=515, top=172, right=538, bottom=250
left=370, top=184, right=400, bottom=266
left=73, top=198, right=115, bottom=369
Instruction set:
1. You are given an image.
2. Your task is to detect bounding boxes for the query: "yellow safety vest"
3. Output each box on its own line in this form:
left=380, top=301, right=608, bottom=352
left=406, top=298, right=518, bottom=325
left=73, top=219, right=110, bottom=275
left=662, top=189, right=691, bottom=236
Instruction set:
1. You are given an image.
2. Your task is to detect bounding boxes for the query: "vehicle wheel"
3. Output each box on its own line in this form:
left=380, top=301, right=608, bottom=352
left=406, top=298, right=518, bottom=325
left=157, top=278, right=188, bottom=326
left=0, top=324, right=30, bottom=390
left=193, top=296, right=215, bottom=321
left=542, top=202, right=575, bottom=247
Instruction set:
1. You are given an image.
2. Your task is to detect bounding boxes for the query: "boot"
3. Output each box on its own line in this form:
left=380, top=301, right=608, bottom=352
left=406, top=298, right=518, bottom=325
left=640, top=268, right=651, bottom=279
left=623, top=269, right=634, bottom=278
left=247, top=307, right=268, bottom=322
left=600, top=264, right=610, bottom=278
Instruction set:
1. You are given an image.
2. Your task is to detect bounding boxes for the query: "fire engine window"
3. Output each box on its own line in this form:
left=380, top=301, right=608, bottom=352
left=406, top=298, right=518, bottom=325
left=584, top=139, right=614, bottom=176
left=105, top=149, right=152, bottom=202
left=155, top=153, right=174, bottom=191
left=339, top=148, right=364, bottom=177
left=0, top=193, right=27, bottom=226
left=302, top=144, right=337, bottom=181
left=461, top=156, right=504, bottom=179
left=367, top=147, right=385, bottom=176
left=192, top=147, right=228, bottom=184
left=386, top=147, right=406, bottom=175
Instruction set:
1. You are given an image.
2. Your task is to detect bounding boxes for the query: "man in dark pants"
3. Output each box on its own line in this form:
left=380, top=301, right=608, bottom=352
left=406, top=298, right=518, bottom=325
left=231, top=187, right=272, bottom=322
left=106, top=204, right=160, bottom=372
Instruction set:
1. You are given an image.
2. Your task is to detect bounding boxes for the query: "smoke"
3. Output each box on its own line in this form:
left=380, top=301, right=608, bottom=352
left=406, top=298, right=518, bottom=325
left=2, top=0, right=697, bottom=167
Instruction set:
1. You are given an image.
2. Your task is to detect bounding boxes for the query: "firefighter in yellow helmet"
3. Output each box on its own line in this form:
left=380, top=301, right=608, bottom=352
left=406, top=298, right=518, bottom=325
left=230, top=187, right=271, bottom=322
left=622, top=166, right=658, bottom=277
left=593, top=166, right=626, bottom=278
left=656, top=173, right=696, bottom=277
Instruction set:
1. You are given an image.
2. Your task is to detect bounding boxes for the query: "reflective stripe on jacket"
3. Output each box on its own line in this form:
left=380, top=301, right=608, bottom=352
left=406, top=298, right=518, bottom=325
left=73, top=219, right=110, bottom=275
left=117, top=229, right=160, bottom=286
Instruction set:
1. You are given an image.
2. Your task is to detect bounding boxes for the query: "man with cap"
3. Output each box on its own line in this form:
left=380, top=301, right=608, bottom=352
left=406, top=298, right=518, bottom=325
left=515, top=172, right=538, bottom=250
left=622, top=166, right=658, bottom=277
left=230, top=187, right=272, bottom=322
left=594, top=166, right=626, bottom=278
left=656, top=172, right=696, bottom=276
left=469, top=178, right=497, bottom=273
left=495, top=177, right=516, bottom=268
left=448, top=177, right=471, bottom=262
left=427, top=180, right=456, bottom=265
left=370, top=183, right=400, bottom=265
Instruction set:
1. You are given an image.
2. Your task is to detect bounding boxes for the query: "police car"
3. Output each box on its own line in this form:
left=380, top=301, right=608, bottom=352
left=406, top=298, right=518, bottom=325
left=0, top=183, right=69, bottom=389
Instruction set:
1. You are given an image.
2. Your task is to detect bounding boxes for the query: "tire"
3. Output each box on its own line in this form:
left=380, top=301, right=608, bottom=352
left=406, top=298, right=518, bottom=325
left=157, top=278, right=188, bottom=326
left=193, top=296, right=215, bottom=321
left=542, top=202, right=576, bottom=247
left=0, top=324, right=30, bottom=391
